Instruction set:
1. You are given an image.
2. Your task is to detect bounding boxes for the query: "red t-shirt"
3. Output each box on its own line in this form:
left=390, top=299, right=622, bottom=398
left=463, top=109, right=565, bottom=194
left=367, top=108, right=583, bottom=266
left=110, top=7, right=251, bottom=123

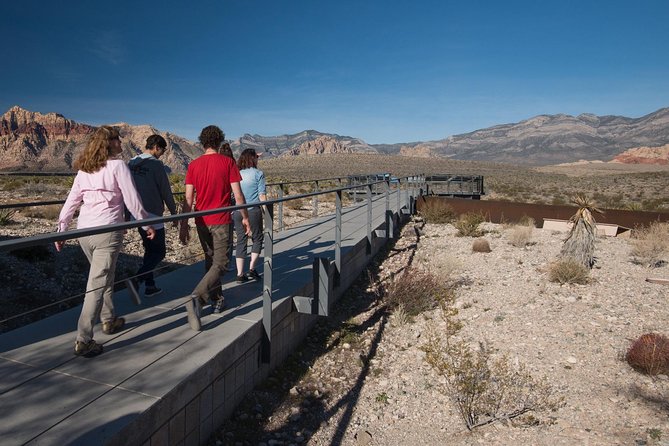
left=185, top=153, right=242, bottom=226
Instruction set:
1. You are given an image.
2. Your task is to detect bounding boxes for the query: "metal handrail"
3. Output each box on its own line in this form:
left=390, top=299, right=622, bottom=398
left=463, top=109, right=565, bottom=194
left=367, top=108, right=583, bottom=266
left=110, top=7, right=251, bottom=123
left=0, top=176, right=415, bottom=252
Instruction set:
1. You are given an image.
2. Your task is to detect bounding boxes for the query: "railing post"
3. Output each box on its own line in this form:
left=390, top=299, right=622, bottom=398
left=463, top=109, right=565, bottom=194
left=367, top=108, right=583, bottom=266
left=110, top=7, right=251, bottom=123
left=261, top=203, right=274, bottom=364
left=366, top=182, right=372, bottom=254
left=385, top=179, right=393, bottom=239
left=312, top=180, right=319, bottom=218
left=335, top=189, right=342, bottom=287
left=277, top=183, right=284, bottom=232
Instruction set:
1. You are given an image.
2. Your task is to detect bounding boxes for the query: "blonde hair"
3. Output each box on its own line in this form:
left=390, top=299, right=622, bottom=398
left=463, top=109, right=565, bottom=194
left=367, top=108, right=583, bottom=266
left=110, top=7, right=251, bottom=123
left=74, top=126, right=120, bottom=173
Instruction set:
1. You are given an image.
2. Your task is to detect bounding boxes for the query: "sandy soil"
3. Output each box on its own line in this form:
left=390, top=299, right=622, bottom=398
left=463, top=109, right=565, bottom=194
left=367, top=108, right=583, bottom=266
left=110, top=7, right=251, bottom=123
left=213, top=219, right=669, bottom=446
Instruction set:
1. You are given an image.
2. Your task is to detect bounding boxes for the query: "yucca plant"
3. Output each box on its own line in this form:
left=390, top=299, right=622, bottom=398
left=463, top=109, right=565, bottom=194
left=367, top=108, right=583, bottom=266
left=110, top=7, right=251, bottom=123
left=560, top=195, right=602, bottom=269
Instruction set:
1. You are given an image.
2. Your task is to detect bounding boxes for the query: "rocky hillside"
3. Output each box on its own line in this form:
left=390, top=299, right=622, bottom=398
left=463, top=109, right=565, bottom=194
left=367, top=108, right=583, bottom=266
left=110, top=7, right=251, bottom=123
left=0, top=106, right=202, bottom=173
left=611, top=143, right=669, bottom=165
left=396, top=108, right=669, bottom=165
left=231, top=130, right=377, bottom=157
left=3, top=105, right=669, bottom=170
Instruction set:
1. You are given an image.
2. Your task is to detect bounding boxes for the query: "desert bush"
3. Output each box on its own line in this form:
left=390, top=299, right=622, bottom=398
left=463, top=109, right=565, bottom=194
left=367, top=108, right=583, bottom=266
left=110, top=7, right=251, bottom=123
left=630, top=222, right=669, bottom=267
left=472, top=239, right=491, bottom=253
left=453, top=212, right=486, bottom=237
left=21, top=204, right=62, bottom=220
left=508, top=224, right=534, bottom=248
left=286, top=197, right=307, bottom=211
left=625, top=333, right=669, bottom=376
left=560, top=195, right=601, bottom=268
left=548, top=258, right=590, bottom=285
left=384, top=267, right=454, bottom=318
left=419, top=200, right=456, bottom=224
left=0, top=208, right=18, bottom=225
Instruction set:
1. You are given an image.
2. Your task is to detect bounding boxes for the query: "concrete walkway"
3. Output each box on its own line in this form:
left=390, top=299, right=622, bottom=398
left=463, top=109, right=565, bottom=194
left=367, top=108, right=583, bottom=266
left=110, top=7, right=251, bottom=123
left=0, top=191, right=409, bottom=445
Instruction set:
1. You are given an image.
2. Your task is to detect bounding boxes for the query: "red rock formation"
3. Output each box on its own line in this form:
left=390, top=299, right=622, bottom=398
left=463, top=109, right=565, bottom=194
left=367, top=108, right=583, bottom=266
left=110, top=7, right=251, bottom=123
left=611, top=144, right=669, bottom=165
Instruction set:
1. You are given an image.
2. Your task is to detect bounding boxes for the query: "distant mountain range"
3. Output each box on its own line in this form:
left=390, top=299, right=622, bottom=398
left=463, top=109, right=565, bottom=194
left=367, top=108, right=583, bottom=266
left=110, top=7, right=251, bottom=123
left=1, top=105, right=668, bottom=172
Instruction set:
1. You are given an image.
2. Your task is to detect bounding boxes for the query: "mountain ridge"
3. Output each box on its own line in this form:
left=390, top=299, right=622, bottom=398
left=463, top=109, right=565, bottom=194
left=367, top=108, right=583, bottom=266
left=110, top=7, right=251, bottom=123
left=2, top=105, right=669, bottom=171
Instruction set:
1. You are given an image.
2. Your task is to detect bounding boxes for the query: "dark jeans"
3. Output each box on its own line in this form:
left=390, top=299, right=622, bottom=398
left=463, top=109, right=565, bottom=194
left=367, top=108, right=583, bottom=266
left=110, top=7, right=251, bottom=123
left=193, top=224, right=230, bottom=303
left=136, top=227, right=166, bottom=287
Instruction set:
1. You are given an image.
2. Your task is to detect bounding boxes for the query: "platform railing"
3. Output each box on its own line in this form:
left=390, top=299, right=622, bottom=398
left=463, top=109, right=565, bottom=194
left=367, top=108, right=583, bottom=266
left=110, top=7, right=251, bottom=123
left=0, top=174, right=425, bottom=364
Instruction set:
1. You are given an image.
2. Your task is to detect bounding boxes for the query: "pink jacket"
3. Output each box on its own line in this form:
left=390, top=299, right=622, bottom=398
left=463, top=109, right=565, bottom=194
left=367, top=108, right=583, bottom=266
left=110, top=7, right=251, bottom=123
left=58, top=159, right=150, bottom=232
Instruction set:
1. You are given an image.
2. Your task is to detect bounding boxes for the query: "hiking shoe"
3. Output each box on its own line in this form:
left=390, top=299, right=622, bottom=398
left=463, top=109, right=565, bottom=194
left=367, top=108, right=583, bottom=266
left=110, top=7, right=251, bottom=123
left=144, top=285, right=162, bottom=297
left=102, top=317, right=125, bottom=335
left=212, top=298, right=225, bottom=314
left=126, top=279, right=142, bottom=305
left=236, top=274, right=249, bottom=283
left=247, top=269, right=260, bottom=281
left=74, top=340, right=104, bottom=357
left=185, top=294, right=202, bottom=331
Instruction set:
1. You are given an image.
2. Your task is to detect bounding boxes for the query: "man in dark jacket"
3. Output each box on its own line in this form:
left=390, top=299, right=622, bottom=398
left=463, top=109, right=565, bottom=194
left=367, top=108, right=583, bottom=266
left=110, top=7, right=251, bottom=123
left=128, top=134, right=178, bottom=296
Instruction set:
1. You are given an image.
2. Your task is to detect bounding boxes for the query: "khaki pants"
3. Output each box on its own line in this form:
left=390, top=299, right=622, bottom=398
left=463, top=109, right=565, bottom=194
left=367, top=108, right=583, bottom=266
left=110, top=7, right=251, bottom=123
left=194, top=224, right=230, bottom=303
left=77, top=231, right=123, bottom=343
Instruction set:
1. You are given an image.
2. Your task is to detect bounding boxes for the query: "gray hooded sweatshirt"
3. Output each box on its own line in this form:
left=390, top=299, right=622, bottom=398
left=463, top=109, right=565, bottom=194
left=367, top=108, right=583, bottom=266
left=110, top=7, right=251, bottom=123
left=128, top=154, right=177, bottom=227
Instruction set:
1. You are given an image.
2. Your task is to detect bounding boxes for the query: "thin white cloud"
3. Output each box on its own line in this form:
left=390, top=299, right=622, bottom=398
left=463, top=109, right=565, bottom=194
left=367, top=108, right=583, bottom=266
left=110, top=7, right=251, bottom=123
left=89, top=31, right=125, bottom=65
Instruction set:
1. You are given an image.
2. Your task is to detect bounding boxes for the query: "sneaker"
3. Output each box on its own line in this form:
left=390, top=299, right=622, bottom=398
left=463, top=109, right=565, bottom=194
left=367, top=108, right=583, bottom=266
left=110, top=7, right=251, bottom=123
left=102, top=317, right=126, bottom=335
left=126, top=279, right=142, bottom=305
left=144, top=285, right=162, bottom=297
left=74, top=340, right=104, bottom=357
left=212, top=298, right=225, bottom=314
left=247, top=269, right=260, bottom=281
left=185, top=294, right=202, bottom=331
left=236, top=274, right=249, bottom=283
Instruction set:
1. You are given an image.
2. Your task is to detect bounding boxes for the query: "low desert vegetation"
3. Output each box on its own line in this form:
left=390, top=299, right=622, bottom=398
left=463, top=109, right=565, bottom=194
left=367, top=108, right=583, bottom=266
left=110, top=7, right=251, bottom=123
left=423, top=286, right=564, bottom=430
left=418, top=199, right=456, bottom=224
left=384, top=267, right=453, bottom=319
left=507, top=219, right=535, bottom=248
left=20, top=204, right=61, bottom=220
left=453, top=211, right=486, bottom=237
left=625, top=333, right=669, bottom=376
left=471, top=238, right=491, bottom=253
left=547, top=258, right=591, bottom=285
left=0, top=208, right=18, bottom=225
left=630, top=221, right=669, bottom=267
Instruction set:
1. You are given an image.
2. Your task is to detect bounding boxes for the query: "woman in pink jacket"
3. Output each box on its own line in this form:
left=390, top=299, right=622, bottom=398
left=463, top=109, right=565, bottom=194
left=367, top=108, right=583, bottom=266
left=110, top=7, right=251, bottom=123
left=56, top=126, right=155, bottom=357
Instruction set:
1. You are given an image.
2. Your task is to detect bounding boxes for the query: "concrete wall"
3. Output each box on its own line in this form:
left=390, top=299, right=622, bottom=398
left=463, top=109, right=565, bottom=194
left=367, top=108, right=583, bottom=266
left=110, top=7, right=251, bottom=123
left=109, top=206, right=410, bottom=446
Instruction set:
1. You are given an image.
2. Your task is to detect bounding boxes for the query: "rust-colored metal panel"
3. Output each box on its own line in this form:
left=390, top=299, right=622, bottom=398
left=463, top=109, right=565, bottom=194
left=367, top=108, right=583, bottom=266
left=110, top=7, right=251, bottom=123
left=417, top=196, right=669, bottom=229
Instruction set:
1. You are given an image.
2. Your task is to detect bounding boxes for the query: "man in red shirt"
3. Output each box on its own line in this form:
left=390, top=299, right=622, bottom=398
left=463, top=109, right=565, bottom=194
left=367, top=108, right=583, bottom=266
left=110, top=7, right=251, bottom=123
left=179, top=125, right=250, bottom=330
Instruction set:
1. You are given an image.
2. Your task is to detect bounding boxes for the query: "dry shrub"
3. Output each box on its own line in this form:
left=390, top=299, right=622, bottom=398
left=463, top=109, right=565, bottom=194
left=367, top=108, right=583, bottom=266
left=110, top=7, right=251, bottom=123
left=560, top=195, right=601, bottom=268
left=419, top=200, right=456, bottom=224
left=385, top=267, right=454, bottom=318
left=630, top=222, right=669, bottom=267
left=625, top=333, right=669, bottom=376
left=21, top=204, right=62, bottom=220
left=472, top=239, right=491, bottom=253
left=0, top=208, right=18, bottom=225
left=508, top=224, right=534, bottom=248
left=453, top=211, right=486, bottom=237
left=548, top=258, right=590, bottom=285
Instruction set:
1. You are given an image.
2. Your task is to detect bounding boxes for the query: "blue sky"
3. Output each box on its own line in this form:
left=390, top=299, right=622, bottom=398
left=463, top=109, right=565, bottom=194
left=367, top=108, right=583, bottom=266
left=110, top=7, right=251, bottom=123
left=1, top=1, right=668, bottom=144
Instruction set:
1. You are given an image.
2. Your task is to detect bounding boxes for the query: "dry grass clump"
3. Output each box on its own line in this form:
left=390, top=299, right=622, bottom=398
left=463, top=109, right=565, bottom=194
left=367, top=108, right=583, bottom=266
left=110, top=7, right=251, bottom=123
left=472, top=239, right=491, bottom=253
left=508, top=218, right=534, bottom=248
left=20, top=204, right=62, bottom=220
left=625, top=333, right=669, bottom=376
left=384, top=267, right=454, bottom=318
left=419, top=199, right=456, bottom=224
left=630, top=222, right=669, bottom=267
left=548, top=258, right=591, bottom=285
left=453, top=211, right=486, bottom=237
